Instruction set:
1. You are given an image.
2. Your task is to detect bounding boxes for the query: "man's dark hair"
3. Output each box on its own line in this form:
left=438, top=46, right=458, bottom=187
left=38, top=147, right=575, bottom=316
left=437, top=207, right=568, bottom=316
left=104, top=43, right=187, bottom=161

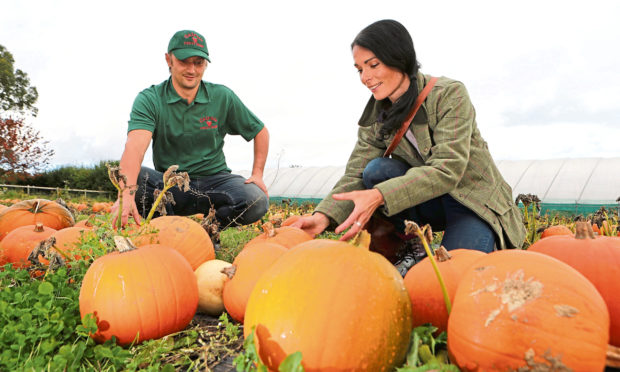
left=351, top=19, right=421, bottom=139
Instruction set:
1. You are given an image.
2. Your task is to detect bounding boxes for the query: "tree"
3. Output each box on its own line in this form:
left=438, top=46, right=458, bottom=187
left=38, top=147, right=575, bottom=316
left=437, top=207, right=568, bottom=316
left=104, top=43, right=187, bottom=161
left=0, top=117, right=54, bottom=178
left=0, top=45, right=38, bottom=116
left=0, top=44, right=53, bottom=180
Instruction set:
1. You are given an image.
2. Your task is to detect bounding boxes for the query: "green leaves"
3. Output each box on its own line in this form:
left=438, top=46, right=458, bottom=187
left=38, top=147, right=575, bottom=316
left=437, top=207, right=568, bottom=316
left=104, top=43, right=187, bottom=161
left=397, top=325, right=459, bottom=372
left=0, top=265, right=83, bottom=370
left=38, top=281, right=53, bottom=295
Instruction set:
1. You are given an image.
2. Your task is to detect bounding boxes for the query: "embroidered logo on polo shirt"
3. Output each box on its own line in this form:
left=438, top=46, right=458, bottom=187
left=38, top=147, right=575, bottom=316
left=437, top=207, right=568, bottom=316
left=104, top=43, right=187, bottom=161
left=200, top=116, right=218, bottom=129
left=184, top=32, right=205, bottom=48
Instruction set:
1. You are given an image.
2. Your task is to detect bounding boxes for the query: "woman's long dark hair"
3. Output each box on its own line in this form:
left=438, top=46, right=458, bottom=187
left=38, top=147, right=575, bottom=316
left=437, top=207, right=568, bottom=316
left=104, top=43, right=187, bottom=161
left=351, top=20, right=421, bottom=139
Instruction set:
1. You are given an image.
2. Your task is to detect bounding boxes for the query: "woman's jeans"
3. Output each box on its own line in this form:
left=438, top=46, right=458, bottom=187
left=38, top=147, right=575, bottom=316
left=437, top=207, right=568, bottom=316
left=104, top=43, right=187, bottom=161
left=134, top=166, right=269, bottom=228
left=362, top=158, right=496, bottom=253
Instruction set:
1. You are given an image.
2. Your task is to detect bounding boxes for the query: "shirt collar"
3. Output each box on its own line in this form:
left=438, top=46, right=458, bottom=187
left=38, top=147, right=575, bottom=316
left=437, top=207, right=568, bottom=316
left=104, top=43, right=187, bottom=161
left=165, top=78, right=211, bottom=104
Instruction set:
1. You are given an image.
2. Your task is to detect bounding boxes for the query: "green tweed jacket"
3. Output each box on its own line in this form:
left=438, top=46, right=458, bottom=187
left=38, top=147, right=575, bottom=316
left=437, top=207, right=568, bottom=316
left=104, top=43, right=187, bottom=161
left=315, top=72, right=526, bottom=250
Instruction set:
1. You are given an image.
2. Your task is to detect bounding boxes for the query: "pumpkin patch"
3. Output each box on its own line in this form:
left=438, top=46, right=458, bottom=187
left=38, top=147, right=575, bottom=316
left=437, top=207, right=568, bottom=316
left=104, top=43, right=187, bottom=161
left=0, top=192, right=617, bottom=370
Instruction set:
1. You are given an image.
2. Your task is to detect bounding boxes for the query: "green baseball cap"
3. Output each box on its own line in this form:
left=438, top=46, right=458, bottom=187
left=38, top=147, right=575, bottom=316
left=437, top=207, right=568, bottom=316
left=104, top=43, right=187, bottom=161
left=167, top=30, right=210, bottom=62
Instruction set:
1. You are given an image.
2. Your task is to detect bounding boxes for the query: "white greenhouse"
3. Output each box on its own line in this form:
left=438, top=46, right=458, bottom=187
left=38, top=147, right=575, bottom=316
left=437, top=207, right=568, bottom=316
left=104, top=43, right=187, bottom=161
left=237, top=157, right=620, bottom=215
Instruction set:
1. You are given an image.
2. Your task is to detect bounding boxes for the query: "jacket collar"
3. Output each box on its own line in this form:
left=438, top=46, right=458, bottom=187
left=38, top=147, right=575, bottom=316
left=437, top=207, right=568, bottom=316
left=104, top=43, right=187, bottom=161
left=357, top=71, right=429, bottom=127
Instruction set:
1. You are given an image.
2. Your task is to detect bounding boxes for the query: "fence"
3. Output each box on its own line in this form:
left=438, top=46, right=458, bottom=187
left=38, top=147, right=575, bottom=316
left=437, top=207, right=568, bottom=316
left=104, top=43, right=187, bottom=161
left=0, top=184, right=113, bottom=198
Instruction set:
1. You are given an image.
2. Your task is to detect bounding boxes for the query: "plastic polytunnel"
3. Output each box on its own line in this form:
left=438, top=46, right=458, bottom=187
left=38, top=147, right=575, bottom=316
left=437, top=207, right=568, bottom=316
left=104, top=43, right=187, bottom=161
left=236, top=157, right=620, bottom=215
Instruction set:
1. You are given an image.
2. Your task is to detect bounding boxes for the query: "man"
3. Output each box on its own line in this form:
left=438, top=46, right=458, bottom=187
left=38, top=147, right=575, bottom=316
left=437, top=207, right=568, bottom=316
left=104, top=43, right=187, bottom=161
left=112, top=29, right=269, bottom=231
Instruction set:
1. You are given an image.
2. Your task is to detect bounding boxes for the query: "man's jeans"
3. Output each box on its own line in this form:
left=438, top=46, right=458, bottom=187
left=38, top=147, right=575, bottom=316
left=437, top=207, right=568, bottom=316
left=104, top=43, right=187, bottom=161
left=362, top=157, right=496, bottom=253
left=134, top=166, right=269, bottom=227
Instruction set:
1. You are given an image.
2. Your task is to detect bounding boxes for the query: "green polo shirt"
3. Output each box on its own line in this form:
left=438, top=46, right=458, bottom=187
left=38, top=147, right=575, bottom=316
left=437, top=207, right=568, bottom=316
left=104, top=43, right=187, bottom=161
left=128, top=78, right=264, bottom=176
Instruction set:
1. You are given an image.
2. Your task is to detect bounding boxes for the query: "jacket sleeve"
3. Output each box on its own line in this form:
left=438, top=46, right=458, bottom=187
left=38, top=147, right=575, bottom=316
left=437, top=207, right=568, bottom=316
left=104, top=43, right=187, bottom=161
left=314, top=126, right=384, bottom=227
left=375, top=80, right=474, bottom=216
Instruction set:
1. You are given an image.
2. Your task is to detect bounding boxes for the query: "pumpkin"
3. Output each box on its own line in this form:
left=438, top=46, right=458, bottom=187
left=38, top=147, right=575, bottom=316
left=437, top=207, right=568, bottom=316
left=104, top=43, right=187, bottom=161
left=91, top=202, right=111, bottom=213
left=49, top=226, right=96, bottom=261
left=244, top=234, right=412, bottom=371
left=528, top=221, right=620, bottom=346
left=0, top=205, right=7, bottom=213
left=404, top=247, right=485, bottom=334
left=132, top=215, right=215, bottom=270
left=0, top=223, right=57, bottom=268
left=540, top=224, right=573, bottom=239
left=195, top=259, right=232, bottom=316
left=447, top=249, right=609, bottom=372
left=245, top=222, right=312, bottom=249
left=79, top=237, right=198, bottom=346
left=0, top=199, right=74, bottom=241
left=222, top=242, right=287, bottom=322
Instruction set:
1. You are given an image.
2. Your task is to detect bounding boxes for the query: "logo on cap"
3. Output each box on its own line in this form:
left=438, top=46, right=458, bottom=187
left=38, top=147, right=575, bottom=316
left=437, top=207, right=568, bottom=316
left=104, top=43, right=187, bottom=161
left=184, top=32, right=205, bottom=48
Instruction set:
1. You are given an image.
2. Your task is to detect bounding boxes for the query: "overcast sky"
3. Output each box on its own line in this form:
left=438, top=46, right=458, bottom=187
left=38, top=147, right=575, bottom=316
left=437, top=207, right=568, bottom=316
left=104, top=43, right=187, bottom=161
left=2, top=0, right=619, bottom=173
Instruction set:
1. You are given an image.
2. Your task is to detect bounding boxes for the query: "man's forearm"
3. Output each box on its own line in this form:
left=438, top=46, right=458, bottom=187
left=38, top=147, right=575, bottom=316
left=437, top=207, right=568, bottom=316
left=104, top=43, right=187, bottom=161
left=252, top=127, right=269, bottom=176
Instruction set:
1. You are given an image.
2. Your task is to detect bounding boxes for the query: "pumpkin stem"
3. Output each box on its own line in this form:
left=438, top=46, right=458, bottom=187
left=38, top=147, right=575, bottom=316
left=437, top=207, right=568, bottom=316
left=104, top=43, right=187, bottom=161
left=221, top=265, right=237, bottom=279
left=144, top=165, right=190, bottom=224
left=107, top=163, right=127, bottom=231
left=404, top=220, right=452, bottom=315
left=113, top=236, right=138, bottom=253
left=349, top=230, right=372, bottom=250
left=33, top=222, right=45, bottom=233
left=575, top=221, right=596, bottom=240
left=434, top=246, right=452, bottom=262
left=261, top=222, right=276, bottom=237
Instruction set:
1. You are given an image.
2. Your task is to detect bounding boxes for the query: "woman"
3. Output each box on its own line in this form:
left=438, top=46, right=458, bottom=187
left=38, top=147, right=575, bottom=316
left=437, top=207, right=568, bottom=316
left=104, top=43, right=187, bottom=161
left=291, top=20, right=525, bottom=275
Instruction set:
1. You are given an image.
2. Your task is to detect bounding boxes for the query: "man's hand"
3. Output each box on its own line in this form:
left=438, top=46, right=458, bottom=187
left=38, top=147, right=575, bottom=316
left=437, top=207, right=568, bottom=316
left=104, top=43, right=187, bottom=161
left=245, top=175, right=268, bottom=196
left=110, top=191, right=142, bottom=228
left=332, top=188, right=385, bottom=241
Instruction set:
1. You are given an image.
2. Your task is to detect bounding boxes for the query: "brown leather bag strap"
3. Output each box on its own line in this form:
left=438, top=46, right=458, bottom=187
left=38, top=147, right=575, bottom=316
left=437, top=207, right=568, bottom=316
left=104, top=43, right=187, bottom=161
left=383, top=76, right=438, bottom=157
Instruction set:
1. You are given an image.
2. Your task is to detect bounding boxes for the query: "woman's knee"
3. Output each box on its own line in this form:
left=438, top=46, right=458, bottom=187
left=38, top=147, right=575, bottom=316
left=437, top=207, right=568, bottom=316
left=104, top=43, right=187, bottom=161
left=362, top=157, right=409, bottom=189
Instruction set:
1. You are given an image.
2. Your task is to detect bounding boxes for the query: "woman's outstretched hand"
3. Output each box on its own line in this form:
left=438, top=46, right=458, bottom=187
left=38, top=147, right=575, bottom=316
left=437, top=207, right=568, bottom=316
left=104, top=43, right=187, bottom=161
left=290, top=212, right=331, bottom=238
left=332, top=188, right=385, bottom=241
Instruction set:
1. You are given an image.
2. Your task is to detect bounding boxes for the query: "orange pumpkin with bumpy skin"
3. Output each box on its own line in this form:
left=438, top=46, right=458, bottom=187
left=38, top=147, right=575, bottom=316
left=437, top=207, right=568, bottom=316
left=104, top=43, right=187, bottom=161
left=132, top=215, right=214, bottom=270
left=448, top=249, right=609, bottom=372
left=222, top=242, right=287, bottom=322
left=244, top=235, right=412, bottom=371
left=0, top=223, right=57, bottom=267
left=404, top=247, right=485, bottom=334
left=245, top=222, right=312, bottom=249
left=79, top=237, right=198, bottom=346
left=0, top=199, right=74, bottom=241
left=528, top=222, right=620, bottom=347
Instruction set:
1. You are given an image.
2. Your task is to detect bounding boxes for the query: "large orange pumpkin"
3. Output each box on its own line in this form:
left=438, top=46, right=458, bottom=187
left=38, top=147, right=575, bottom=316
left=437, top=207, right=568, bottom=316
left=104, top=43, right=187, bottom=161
left=528, top=221, right=620, bottom=346
left=404, top=247, right=485, bottom=334
left=79, top=237, right=198, bottom=346
left=244, top=236, right=412, bottom=371
left=222, top=242, right=287, bottom=322
left=245, top=222, right=312, bottom=249
left=131, top=215, right=214, bottom=270
left=447, top=249, right=609, bottom=372
left=0, top=223, right=57, bottom=268
left=0, top=199, right=74, bottom=241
